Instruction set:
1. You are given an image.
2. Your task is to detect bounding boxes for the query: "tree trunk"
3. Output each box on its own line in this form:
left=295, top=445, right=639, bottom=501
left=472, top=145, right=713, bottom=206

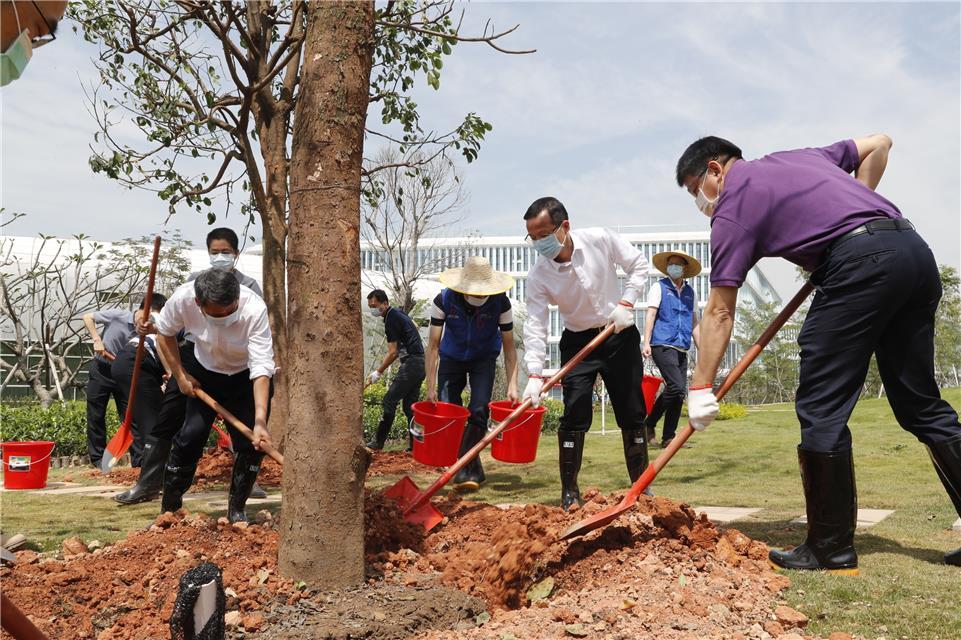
left=279, top=0, right=374, bottom=587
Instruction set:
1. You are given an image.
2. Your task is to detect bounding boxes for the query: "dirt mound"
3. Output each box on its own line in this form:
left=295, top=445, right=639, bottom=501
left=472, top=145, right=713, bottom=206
left=92, top=447, right=284, bottom=488
left=366, top=450, right=436, bottom=477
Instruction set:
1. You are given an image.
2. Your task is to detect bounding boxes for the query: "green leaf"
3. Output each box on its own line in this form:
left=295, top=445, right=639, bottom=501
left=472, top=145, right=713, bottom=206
left=474, top=612, right=491, bottom=626
left=527, top=577, right=554, bottom=602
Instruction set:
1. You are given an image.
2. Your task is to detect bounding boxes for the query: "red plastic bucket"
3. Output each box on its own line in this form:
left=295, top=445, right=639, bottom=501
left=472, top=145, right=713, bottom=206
left=2, top=441, right=55, bottom=490
left=642, top=375, right=663, bottom=413
left=489, top=401, right=547, bottom=464
left=409, top=401, right=470, bottom=467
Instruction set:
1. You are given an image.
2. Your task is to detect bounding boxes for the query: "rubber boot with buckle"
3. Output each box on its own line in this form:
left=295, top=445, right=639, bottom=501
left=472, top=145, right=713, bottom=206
left=114, top=437, right=171, bottom=505
left=228, top=451, right=264, bottom=523
left=926, top=433, right=961, bottom=567
left=621, top=428, right=654, bottom=496
left=769, top=447, right=859, bottom=575
left=559, top=430, right=585, bottom=511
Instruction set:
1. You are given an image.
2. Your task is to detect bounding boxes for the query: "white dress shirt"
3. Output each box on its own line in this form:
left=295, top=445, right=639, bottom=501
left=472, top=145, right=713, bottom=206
left=523, top=227, right=648, bottom=375
left=156, top=282, right=275, bottom=380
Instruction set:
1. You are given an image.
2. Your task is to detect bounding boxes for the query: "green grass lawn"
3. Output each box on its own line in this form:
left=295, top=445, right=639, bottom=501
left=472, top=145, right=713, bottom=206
left=4, top=389, right=960, bottom=639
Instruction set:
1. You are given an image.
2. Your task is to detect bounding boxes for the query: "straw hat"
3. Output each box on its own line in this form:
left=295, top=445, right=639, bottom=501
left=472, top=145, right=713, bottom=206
left=438, top=256, right=514, bottom=296
left=652, top=250, right=702, bottom=279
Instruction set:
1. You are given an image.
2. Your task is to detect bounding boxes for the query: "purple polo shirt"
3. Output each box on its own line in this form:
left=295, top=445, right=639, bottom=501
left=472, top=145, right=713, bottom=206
left=709, top=140, right=902, bottom=287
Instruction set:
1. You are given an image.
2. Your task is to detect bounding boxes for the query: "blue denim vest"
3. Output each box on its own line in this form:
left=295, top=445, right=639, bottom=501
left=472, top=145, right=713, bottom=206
left=439, top=289, right=504, bottom=362
left=651, top=278, right=695, bottom=350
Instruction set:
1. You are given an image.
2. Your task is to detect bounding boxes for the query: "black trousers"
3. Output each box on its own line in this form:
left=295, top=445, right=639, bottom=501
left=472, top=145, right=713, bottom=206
left=647, top=345, right=688, bottom=441
left=559, top=325, right=645, bottom=433
left=86, top=359, right=128, bottom=466
left=439, top=356, right=497, bottom=436
left=797, top=226, right=961, bottom=451
left=110, top=347, right=165, bottom=465
left=149, top=342, right=192, bottom=442
left=168, top=347, right=273, bottom=468
left=377, top=355, right=426, bottom=439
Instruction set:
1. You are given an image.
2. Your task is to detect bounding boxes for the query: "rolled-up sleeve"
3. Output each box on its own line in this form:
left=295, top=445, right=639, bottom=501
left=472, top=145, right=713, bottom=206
left=247, top=307, right=276, bottom=379
left=608, top=230, right=648, bottom=304
left=155, top=291, right=186, bottom=337
left=523, top=279, right=549, bottom=376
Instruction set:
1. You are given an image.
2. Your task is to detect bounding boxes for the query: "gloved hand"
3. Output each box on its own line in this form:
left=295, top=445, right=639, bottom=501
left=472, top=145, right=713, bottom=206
left=608, top=300, right=635, bottom=334
left=688, top=386, right=719, bottom=431
left=523, top=376, right=544, bottom=408
left=367, top=370, right=381, bottom=384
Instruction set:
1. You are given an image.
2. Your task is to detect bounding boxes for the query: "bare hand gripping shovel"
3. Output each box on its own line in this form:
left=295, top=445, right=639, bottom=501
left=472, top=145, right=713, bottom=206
left=559, top=283, right=814, bottom=541
left=385, top=324, right=617, bottom=530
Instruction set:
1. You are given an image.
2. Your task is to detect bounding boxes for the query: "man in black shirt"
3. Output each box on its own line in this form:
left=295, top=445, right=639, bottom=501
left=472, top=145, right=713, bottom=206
left=366, top=289, right=426, bottom=450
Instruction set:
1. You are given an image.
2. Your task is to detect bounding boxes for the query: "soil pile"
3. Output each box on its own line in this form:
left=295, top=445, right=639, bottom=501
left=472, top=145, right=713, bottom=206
left=92, top=448, right=284, bottom=488
left=366, top=450, right=436, bottom=478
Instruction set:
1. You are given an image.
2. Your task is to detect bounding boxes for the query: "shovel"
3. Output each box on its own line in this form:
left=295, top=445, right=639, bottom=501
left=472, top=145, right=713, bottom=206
left=559, top=282, right=814, bottom=541
left=385, top=324, right=617, bottom=530
left=101, top=236, right=161, bottom=473
left=194, top=389, right=284, bottom=465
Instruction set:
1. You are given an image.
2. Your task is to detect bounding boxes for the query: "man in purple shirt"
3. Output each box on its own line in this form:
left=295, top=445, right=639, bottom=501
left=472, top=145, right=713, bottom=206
left=675, top=134, right=961, bottom=573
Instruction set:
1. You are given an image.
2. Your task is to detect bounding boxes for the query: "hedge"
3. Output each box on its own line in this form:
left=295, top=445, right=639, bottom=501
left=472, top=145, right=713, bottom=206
left=0, top=400, right=118, bottom=458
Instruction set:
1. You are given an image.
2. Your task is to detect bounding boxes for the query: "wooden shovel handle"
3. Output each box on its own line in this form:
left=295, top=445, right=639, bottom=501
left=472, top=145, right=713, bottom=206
left=195, top=389, right=284, bottom=465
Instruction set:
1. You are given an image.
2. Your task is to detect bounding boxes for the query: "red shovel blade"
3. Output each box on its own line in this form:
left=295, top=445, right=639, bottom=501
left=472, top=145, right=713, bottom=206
left=101, top=420, right=134, bottom=474
left=558, top=463, right=658, bottom=540
left=383, top=476, right=445, bottom=531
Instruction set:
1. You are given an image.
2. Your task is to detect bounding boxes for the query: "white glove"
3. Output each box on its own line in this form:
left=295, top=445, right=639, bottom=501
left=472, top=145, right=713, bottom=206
left=368, top=370, right=381, bottom=384
left=608, top=301, right=635, bottom=334
left=523, top=376, right=544, bottom=408
left=687, top=386, right=719, bottom=431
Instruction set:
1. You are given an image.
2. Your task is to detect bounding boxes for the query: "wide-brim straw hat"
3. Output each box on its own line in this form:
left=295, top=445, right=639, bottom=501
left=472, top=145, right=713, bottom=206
left=438, top=256, right=514, bottom=296
left=652, top=251, right=702, bottom=279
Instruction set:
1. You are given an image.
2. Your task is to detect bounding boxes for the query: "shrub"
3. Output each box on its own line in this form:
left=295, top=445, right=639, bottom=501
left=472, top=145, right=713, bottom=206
left=0, top=400, right=120, bottom=457
left=678, top=401, right=748, bottom=422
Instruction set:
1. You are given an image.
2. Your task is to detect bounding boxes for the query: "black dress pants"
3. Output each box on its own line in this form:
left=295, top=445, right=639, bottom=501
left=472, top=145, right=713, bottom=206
left=110, top=347, right=165, bottom=465
left=86, top=359, right=128, bottom=466
left=648, top=345, right=688, bottom=441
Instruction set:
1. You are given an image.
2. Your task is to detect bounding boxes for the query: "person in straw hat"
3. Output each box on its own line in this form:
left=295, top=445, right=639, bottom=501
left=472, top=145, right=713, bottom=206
left=427, top=256, right=519, bottom=491
left=521, top=196, right=651, bottom=511
left=642, top=250, right=701, bottom=449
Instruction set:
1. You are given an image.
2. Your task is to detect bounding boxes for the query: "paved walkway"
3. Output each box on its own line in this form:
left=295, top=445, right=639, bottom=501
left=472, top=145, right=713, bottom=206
left=790, top=508, right=895, bottom=528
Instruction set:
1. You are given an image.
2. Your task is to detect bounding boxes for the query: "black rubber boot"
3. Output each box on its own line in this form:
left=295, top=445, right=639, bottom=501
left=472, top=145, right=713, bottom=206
left=769, top=447, right=859, bottom=575
left=160, top=463, right=197, bottom=513
left=228, top=451, right=264, bottom=523
left=558, top=430, right=585, bottom=511
left=926, top=434, right=961, bottom=567
left=114, top=437, right=171, bottom=505
left=453, top=422, right=487, bottom=492
left=621, top=428, right=654, bottom=496
left=366, top=422, right=389, bottom=450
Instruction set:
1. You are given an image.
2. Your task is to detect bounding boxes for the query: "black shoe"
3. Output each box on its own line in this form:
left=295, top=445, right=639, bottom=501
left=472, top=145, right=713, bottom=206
left=558, top=431, right=585, bottom=511
left=114, top=437, right=171, bottom=505
left=160, top=463, right=197, bottom=513
left=228, top=451, right=265, bottom=523
left=645, top=425, right=657, bottom=446
left=453, top=422, right=487, bottom=492
left=249, top=482, right=268, bottom=500
left=768, top=447, right=859, bottom=575
left=926, top=433, right=961, bottom=567
left=366, top=439, right=385, bottom=450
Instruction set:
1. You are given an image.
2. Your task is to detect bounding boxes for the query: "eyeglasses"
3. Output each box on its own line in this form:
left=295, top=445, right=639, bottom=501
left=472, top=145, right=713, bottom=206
left=28, top=1, right=57, bottom=48
left=524, top=222, right=562, bottom=245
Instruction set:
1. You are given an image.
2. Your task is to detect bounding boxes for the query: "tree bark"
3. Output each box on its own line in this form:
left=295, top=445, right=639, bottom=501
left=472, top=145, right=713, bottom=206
left=279, top=0, right=374, bottom=587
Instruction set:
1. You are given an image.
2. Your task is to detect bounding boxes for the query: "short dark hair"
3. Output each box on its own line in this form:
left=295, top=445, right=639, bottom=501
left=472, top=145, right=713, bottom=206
left=140, top=293, right=168, bottom=313
left=675, top=136, right=743, bottom=187
left=524, top=197, right=569, bottom=225
left=206, top=227, right=240, bottom=252
left=194, top=269, right=240, bottom=306
left=367, top=289, right=388, bottom=304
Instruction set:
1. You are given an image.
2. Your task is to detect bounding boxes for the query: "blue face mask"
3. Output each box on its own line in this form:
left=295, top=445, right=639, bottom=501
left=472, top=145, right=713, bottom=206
left=369, top=307, right=382, bottom=317
left=532, top=228, right=564, bottom=260
left=667, top=264, right=685, bottom=280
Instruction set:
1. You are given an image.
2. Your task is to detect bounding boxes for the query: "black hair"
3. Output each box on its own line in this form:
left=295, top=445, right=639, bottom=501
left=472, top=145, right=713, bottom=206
left=675, top=136, right=744, bottom=187
left=523, top=197, right=569, bottom=225
left=194, top=269, right=240, bottom=306
left=205, top=227, right=240, bottom=252
left=140, top=293, right=168, bottom=313
left=367, top=289, right=388, bottom=304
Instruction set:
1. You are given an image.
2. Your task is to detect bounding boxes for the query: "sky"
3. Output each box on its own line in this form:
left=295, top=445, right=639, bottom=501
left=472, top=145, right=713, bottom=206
left=2, top=1, right=959, bottom=300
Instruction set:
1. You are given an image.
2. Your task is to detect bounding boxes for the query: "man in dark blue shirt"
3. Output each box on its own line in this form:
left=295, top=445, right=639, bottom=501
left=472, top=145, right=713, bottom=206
left=426, top=257, right=518, bottom=491
left=366, top=289, right=426, bottom=450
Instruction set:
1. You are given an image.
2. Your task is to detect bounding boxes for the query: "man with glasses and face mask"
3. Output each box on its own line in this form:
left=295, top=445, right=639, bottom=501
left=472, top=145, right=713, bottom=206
left=1, top=0, right=67, bottom=87
left=675, top=135, right=961, bottom=573
left=522, top=196, right=650, bottom=511
left=188, top=227, right=262, bottom=296
left=154, top=269, right=275, bottom=523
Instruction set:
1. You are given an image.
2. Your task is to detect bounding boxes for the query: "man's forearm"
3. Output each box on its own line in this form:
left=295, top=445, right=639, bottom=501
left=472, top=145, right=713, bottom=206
left=253, top=376, right=270, bottom=423
left=504, top=346, right=518, bottom=388
left=159, top=335, right=184, bottom=378
left=377, top=352, right=397, bottom=374
left=855, top=147, right=889, bottom=191
left=643, top=308, right=657, bottom=347
left=691, top=314, right=733, bottom=387
left=83, top=316, right=101, bottom=342
left=425, top=344, right=439, bottom=389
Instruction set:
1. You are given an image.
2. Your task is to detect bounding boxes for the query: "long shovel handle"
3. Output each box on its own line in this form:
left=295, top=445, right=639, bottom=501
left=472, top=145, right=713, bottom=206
left=632, top=282, right=815, bottom=498
left=195, top=389, right=284, bottom=465
left=403, top=324, right=617, bottom=516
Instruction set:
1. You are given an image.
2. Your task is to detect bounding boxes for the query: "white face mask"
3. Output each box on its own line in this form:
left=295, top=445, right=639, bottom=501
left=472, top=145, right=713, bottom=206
left=369, top=307, right=382, bottom=317
left=695, top=170, right=719, bottom=217
left=209, top=253, right=236, bottom=270
left=465, top=295, right=489, bottom=307
left=666, top=264, right=685, bottom=280
left=203, top=307, right=239, bottom=327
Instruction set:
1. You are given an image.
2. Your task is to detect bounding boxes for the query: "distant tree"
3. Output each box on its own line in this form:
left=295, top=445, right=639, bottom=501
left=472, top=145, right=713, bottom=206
left=729, top=299, right=805, bottom=405
left=934, top=264, right=961, bottom=388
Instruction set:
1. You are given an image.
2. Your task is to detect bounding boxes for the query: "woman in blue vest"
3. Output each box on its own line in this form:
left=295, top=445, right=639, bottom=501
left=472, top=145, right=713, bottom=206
left=426, top=257, right=519, bottom=492
left=642, top=251, right=701, bottom=448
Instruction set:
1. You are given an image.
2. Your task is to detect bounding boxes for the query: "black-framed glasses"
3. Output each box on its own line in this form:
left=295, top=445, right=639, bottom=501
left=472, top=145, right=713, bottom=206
left=28, top=1, right=57, bottom=48
left=524, top=222, right=562, bottom=245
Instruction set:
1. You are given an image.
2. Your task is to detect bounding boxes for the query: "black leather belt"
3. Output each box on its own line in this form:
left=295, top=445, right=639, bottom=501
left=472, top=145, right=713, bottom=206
left=825, top=218, right=914, bottom=256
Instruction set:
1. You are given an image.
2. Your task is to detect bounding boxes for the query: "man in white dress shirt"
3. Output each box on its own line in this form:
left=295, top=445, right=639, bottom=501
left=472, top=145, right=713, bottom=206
left=155, top=269, right=275, bottom=523
left=521, top=197, right=650, bottom=511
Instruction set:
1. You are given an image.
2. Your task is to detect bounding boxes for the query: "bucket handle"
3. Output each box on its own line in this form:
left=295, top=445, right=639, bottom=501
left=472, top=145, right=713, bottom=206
left=408, top=416, right=463, bottom=443
left=488, top=410, right=538, bottom=439
left=2, top=444, right=56, bottom=469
